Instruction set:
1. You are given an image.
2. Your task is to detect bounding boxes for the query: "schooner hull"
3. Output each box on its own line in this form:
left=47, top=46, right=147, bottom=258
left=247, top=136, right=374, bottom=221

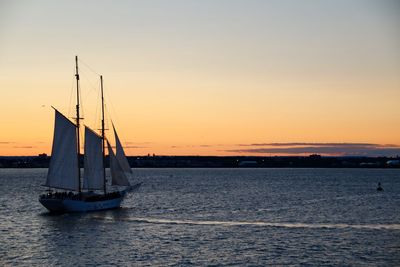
left=39, top=196, right=124, bottom=213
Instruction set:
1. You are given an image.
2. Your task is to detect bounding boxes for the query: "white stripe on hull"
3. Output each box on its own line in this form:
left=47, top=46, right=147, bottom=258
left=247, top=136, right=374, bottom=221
left=39, top=196, right=124, bottom=212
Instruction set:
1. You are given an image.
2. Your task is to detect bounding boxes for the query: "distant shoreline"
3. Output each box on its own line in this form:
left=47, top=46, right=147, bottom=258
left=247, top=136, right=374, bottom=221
left=0, top=155, right=399, bottom=169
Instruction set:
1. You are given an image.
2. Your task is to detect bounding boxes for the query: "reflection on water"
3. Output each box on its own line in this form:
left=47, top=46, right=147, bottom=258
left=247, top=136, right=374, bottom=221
left=1, top=168, right=400, bottom=266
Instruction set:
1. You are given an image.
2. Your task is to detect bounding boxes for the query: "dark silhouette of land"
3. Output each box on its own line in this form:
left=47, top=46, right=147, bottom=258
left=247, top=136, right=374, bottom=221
left=0, top=154, right=399, bottom=168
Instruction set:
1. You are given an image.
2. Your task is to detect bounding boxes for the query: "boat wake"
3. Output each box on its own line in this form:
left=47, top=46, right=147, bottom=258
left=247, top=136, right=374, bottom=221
left=91, top=216, right=400, bottom=230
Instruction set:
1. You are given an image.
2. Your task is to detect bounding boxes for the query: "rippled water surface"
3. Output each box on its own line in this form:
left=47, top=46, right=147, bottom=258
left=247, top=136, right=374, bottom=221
left=1, top=168, right=400, bottom=266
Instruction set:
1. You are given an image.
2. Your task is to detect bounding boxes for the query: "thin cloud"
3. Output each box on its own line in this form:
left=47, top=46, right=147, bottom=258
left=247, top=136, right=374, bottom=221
left=226, top=144, right=400, bottom=157
left=109, top=145, right=147, bottom=149
left=236, top=142, right=395, bottom=148
left=170, top=144, right=218, bottom=148
left=125, top=141, right=154, bottom=145
left=124, top=146, right=147, bottom=149
left=13, top=146, right=36, bottom=149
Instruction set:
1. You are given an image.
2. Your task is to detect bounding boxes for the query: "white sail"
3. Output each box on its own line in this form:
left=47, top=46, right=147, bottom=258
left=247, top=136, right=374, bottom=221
left=83, top=126, right=104, bottom=190
left=46, top=109, right=79, bottom=191
left=114, top=125, right=132, bottom=175
left=108, top=141, right=131, bottom=186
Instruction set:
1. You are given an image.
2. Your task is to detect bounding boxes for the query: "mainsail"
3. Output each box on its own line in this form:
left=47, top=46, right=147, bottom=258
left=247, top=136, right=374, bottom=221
left=45, top=109, right=79, bottom=191
left=83, top=126, right=104, bottom=190
left=108, top=138, right=131, bottom=186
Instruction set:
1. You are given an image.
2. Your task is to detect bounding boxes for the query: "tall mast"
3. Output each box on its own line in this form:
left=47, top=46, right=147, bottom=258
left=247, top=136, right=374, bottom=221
left=75, top=56, right=82, bottom=193
left=100, top=75, right=107, bottom=195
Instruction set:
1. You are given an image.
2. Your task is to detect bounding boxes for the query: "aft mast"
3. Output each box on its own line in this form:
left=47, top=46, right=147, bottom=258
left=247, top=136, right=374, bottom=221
left=75, top=56, right=82, bottom=193
left=100, top=75, right=107, bottom=195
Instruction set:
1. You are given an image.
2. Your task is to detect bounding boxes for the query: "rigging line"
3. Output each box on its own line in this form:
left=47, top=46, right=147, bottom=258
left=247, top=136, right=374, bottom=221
left=78, top=70, right=102, bottom=132
left=79, top=75, right=84, bottom=119
left=104, top=91, right=134, bottom=153
left=68, top=67, right=75, bottom=119
left=82, top=75, right=102, bottom=134
left=80, top=74, right=103, bottom=131
left=104, top=105, right=114, bottom=145
left=94, top=79, right=101, bottom=134
left=78, top=57, right=101, bottom=76
left=104, top=89, right=132, bottom=150
left=104, top=103, right=129, bottom=151
left=78, top=76, right=85, bottom=152
left=80, top=67, right=101, bottom=100
left=75, top=58, right=109, bottom=138
left=103, top=87, right=123, bottom=130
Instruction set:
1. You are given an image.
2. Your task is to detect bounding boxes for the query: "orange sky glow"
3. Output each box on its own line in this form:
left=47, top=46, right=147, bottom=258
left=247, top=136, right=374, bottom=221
left=0, top=1, right=399, bottom=157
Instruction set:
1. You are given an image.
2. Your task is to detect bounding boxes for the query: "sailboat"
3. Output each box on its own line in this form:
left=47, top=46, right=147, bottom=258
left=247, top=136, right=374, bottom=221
left=39, top=56, right=141, bottom=212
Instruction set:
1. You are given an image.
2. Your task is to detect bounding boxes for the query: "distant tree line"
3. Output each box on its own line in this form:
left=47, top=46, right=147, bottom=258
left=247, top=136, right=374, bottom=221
left=0, top=154, right=399, bottom=168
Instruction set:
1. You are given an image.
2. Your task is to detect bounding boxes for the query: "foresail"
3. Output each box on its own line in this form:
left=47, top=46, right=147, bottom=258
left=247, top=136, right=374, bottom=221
left=114, top=125, right=132, bottom=174
left=108, top=141, right=131, bottom=186
left=83, top=126, right=104, bottom=190
left=46, top=110, right=79, bottom=191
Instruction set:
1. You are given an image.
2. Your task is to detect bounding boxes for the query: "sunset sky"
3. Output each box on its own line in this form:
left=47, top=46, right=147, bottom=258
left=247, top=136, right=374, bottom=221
left=0, top=0, right=399, bottom=156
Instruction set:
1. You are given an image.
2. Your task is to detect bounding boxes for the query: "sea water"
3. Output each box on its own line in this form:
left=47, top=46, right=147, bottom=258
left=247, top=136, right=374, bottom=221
left=0, top=168, right=399, bottom=266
